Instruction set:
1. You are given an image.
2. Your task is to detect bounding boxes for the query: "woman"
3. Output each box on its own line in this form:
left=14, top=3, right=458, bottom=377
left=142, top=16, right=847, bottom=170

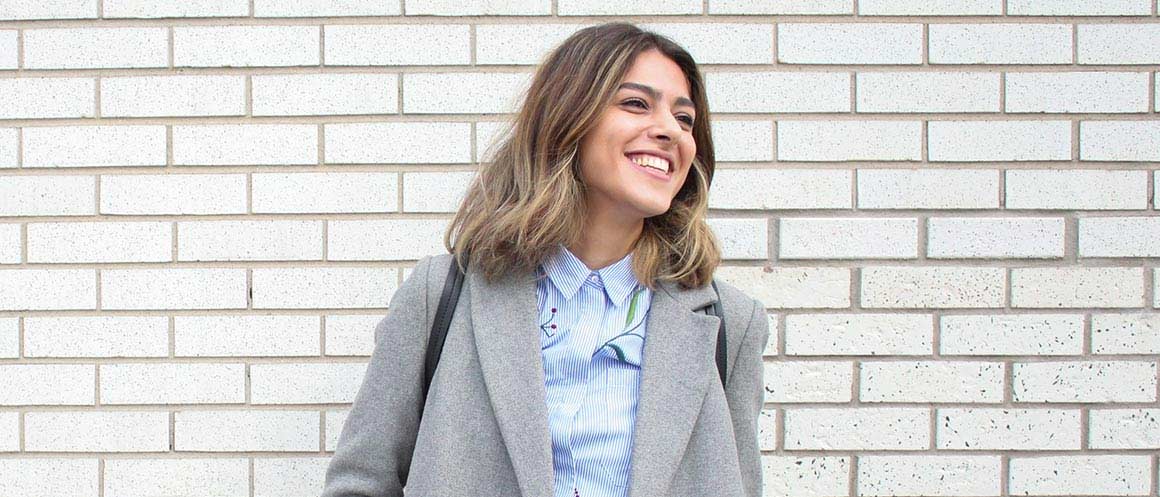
left=322, top=23, right=769, bottom=497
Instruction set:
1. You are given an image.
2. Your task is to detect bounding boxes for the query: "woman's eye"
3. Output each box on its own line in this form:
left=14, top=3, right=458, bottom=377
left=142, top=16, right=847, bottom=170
left=622, top=98, right=648, bottom=109
left=677, top=115, right=695, bottom=127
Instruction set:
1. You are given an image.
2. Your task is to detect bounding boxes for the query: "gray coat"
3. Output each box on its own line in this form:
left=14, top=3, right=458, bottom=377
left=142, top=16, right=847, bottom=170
left=322, top=254, right=769, bottom=497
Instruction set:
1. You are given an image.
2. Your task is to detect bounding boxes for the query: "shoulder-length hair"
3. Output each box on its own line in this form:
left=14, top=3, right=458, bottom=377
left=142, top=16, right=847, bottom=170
left=445, top=23, right=719, bottom=289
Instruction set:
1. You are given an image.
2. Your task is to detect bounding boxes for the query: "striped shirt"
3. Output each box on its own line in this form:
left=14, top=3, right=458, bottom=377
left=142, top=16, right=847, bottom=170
left=538, top=246, right=652, bottom=497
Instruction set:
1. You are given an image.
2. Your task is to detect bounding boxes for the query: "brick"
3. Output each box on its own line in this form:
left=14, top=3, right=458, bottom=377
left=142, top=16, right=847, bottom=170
left=761, top=456, right=849, bottom=497
left=103, top=268, right=247, bottom=310
left=1093, top=314, right=1160, bottom=354
left=103, top=0, right=248, bottom=17
left=710, top=0, right=851, bottom=14
left=104, top=459, right=248, bottom=497
left=1006, top=169, right=1148, bottom=210
left=0, top=224, right=20, bottom=264
left=254, top=172, right=398, bottom=214
left=705, top=72, right=849, bottom=113
left=252, top=267, right=398, bottom=309
left=175, top=26, right=319, bottom=67
left=857, top=72, right=999, bottom=113
left=253, top=73, right=397, bottom=116
left=476, top=24, right=585, bottom=65
left=929, top=121, right=1071, bottom=161
left=1010, top=0, right=1151, bottom=14
left=858, top=169, right=999, bottom=209
left=708, top=218, right=767, bottom=260
left=0, top=127, right=15, bottom=167
left=1, top=0, right=96, bottom=19
left=1082, top=121, right=1160, bottom=161
left=1078, top=24, right=1160, bottom=64
left=475, top=120, right=510, bottom=160
left=1, top=31, right=20, bottom=69
left=0, top=175, right=95, bottom=216
left=101, top=174, right=247, bottom=215
left=174, top=124, right=316, bottom=166
left=784, top=408, right=928, bottom=450
left=175, top=410, right=319, bottom=451
left=940, top=314, right=1083, bottom=356
left=779, top=121, right=921, bottom=161
left=0, top=269, right=95, bottom=311
left=0, top=317, right=16, bottom=358
left=325, top=25, right=469, bottom=66
left=1011, top=267, right=1144, bottom=308
left=710, top=169, right=851, bottom=210
left=861, top=361, right=1004, bottom=403
left=255, top=0, right=400, bottom=16
left=858, top=455, right=1001, bottom=496
left=0, top=411, right=15, bottom=451
left=406, top=0, right=550, bottom=14
left=711, top=121, right=773, bottom=162
left=639, top=23, right=774, bottom=65
left=25, top=316, right=168, bottom=358
left=1014, top=361, right=1156, bottom=402
left=24, top=27, right=166, bottom=69
left=402, top=171, right=474, bottom=213
left=101, top=363, right=245, bottom=404
left=403, top=72, right=531, bottom=114
left=28, top=221, right=169, bottom=264
left=326, top=122, right=471, bottom=164
left=254, top=458, right=330, bottom=496
left=0, top=459, right=97, bottom=497
left=1089, top=409, right=1160, bottom=449
left=779, top=24, right=922, bottom=65
left=251, top=362, right=365, bottom=404
left=1080, top=217, right=1160, bottom=257
left=0, top=365, right=93, bottom=405
left=764, top=361, right=852, bottom=402
left=758, top=409, right=776, bottom=450
left=176, top=315, right=320, bottom=357
left=0, top=78, right=94, bottom=119
left=928, top=217, right=1065, bottom=259
left=325, top=314, right=380, bottom=356
left=329, top=219, right=447, bottom=261
left=25, top=411, right=168, bottom=452
left=785, top=314, right=932, bottom=356
left=558, top=0, right=699, bottom=14
left=178, top=220, right=322, bottom=261
left=1010, top=455, right=1150, bottom=496
left=715, top=266, right=850, bottom=309
left=325, top=410, right=347, bottom=450
left=862, top=267, right=1005, bottom=308
left=937, top=408, right=1081, bottom=450
left=780, top=218, right=917, bottom=260
left=859, top=0, right=1000, bottom=14
left=1007, top=72, right=1149, bottom=113
left=929, top=24, right=1072, bottom=64
left=102, top=75, right=244, bottom=117
left=23, top=126, right=166, bottom=168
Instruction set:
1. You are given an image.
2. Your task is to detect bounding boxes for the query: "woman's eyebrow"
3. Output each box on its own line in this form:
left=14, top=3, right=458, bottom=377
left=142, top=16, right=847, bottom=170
left=618, top=82, right=695, bottom=110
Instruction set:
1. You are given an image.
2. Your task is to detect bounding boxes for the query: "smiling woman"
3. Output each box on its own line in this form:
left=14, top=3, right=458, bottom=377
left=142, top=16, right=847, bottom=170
left=321, top=23, right=768, bottom=497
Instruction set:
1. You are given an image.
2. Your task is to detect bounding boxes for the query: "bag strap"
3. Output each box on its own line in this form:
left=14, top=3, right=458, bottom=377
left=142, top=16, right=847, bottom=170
left=423, top=258, right=727, bottom=399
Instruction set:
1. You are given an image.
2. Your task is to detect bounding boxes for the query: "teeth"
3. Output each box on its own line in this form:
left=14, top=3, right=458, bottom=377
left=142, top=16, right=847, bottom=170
left=629, top=154, right=669, bottom=173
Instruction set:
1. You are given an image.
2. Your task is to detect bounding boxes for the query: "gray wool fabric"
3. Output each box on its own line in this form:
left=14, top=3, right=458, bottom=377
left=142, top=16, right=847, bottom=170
left=321, top=254, right=769, bottom=497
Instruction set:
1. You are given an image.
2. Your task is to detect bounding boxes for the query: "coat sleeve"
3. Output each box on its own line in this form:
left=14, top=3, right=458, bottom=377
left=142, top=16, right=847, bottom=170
left=321, top=256, right=435, bottom=497
left=724, top=298, right=769, bottom=497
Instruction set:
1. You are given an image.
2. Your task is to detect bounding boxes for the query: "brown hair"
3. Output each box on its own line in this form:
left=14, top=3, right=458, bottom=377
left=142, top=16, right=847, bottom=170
left=445, top=23, right=719, bottom=289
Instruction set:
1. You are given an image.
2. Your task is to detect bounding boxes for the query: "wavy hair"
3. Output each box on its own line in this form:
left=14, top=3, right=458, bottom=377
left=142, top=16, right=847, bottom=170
left=445, top=23, right=719, bottom=289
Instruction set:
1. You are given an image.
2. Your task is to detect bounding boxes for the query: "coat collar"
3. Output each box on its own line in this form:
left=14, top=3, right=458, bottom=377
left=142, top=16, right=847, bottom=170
left=468, top=266, right=720, bottom=497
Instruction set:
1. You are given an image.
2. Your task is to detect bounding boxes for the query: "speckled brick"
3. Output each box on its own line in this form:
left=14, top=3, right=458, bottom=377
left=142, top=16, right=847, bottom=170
left=325, top=25, right=470, bottom=65
left=175, top=315, right=320, bottom=357
left=0, top=224, right=16, bottom=264
left=1006, top=72, right=1150, bottom=113
left=27, top=221, right=171, bottom=263
left=1092, top=314, right=1160, bottom=354
left=0, top=317, right=16, bottom=358
left=1078, top=24, right=1160, bottom=64
left=638, top=23, right=774, bottom=65
left=711, top=120, right=774, bottom=162
left=173, top=124, right=317, bottom=166
left=779, top=217, right=917, bottom=259
left=1080, top=217, right=1160, bottom=257
left=858, top=169, right=999, bottom=209
left=705, top=72, right=850, bottom=113
left=325, top=314, right=380, bottom=356
left=1081, top=121, right=1160, bottom=161
left=100, top=363, right=246, bottom=405
left=100, top=174, right=247, bottom=216
left=1006, top=169, right=1148, bottom=210
left=251, top=267, right=398, bottom=309
left=929, top=23, right=1072, bottom=64
left=403, top=72, right=531, bottom=114
left=928, top=121, right=1071, bottom=161
left=708, top=218, right=768, bottom=260
left=0, top=411, right=15, bottom=451
left=710, top=169, right=852, bottom=210
left=861, top=267, right=1005, bottom=308
left=927, top=217, right=1065, bottom=259
left=785, top=313, right=933, bottom=356
left=1013, top=361, right=1157, bottom=402
left=778, top=23, right=923, bottom=64
left=250, top=363, right=366, bottom=404
left=0, top=459, right=98, bottom=497
left=1009, top=455, right=1151, bottom=496
left=715, top=266, right=850, bottom=309
left=253, top=172, right=398, bottom=214
left=857, top=455, right=1001, bottom=496
left=764, top=361, right=853, bottom=402
left=940, top=314, right=1083, bottom=356
left=24, top=316, right=168, bottom=358
left=861, top=361, right=1004, bottom=403
left=1011, top=267, right=1144, bottom=308
left=859, top=0, right=1000, bottom=14
left=0, top=364, right=94, bottom=405
left=24, top=125, right=166, bottom=168
left=779, top=121, right=922, bottom=161
left=711, top=0, right=851, bottom=14
left=758, top=409, right=777, bottom=451
left=23, top=27, right=166, bottom=69
left=558, top=0, right=700, bottom=15
left=1010, top=0, right=1151, bottom=15
left=328, top=219, right=448, bottom=262
left=102, top=268, right=248, bottom=310
left=761, top=456, right=850, bottom=497
left=475, top=24, right=585, bottom=65
left=325, top=122, right=471, bottom=164
left=325, top=410, right=347, bottom=451
left=937, top=408, right=1081, bottom=450
left=1089, top=409, right=1160, bottom=449
left=402, top=171, right=474, bottom=213
left=175, top=410, right=319, bottom=451
left=104, top=458, right=248, bottom=497
left=254, top=458, right=330, bottom=497
left=25, top=411, right=169, bottom=452
left=178, top=220, right=322, bottom=262
left=784, top=408, right=929, bottom=450
left=857, top=72, right=1000, bottom=113
left=174, top=26, right=319, bottom=67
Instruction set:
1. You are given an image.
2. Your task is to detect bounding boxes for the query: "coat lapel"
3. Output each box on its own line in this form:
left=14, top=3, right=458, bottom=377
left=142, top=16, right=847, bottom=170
left=469, top=268, right=555, bottom=497
left=627, top=281, right=721, bottom=497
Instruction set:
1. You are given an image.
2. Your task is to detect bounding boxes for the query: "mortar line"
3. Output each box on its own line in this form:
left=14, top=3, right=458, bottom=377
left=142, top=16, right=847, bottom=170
left=94, top=77, right=102, bottom=119
left=317, top=124, right=324, bottom=165
left=98, top=458, right=105, bottom=497
left=167, top=27, right=174, bottom=69
left=1071, top=120, right=1080, bottom=161
left=17, top=410, right=24, bottom=451
left=921, top=23, right=929, bottom=65
left=319, top=411, right=326, bottom=452
left=318, top=24, right=325, bottom=67
left=165, top=125, right=173, bottom=167
left=169, top=315, right=175, bottom=358
left=17, top=315, right=24, bottom=358
left=170, top=221, right=177, bottom=262
left=999, top=72, right=1007, bottom=113
left=1071, top=23, right=1079, bottom=65
left=15, top=126, right=22, bottom=169
left=766, top=217, right=775, bottom=263
left=396, top=172, right=404, bottom=213
left=322, top=219, right=329, bottom=261
left=999, top=454, right=1009, bottom=497
left=96, top=0, right=104, bottom=18
left=469, top=24, right=476, bottom=65
left=249, top=457, right=256, bottom=497
left=168, top=411, right=175, bottom=451
left=20, top=222, right=27, bottom=264
left=246, top=172, right=253, bottom=214
left=245, top=75, right=253, bottom=117
left=319, top=315, right=326, bottom=357
left=249, top=0, right=255, bottom=17
left=16, top=29, right=23, bottom=70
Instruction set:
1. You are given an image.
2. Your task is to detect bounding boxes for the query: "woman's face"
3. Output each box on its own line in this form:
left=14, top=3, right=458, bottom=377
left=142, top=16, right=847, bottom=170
left=577, top=49, right=697, bottom=223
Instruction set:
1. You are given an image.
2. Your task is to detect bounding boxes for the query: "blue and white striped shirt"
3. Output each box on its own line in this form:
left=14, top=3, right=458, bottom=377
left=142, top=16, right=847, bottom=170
left=537, top=246, right=652, bottom=497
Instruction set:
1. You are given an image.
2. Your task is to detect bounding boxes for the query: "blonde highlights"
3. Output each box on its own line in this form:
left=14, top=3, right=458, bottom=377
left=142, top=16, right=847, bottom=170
left=446, top=23, right=720, bottom=289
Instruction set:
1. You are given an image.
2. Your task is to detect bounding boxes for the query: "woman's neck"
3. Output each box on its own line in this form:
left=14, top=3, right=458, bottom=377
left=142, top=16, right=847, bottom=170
left=568, top=209, right=643, bottom=271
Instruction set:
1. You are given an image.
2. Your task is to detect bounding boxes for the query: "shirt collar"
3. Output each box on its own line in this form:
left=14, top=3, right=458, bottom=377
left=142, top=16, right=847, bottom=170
left=541, top=245, right=642, bottom=306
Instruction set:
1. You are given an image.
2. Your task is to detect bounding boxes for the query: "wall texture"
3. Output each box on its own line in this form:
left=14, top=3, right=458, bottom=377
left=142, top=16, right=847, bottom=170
left=1, top=0, right=1159, bottom=496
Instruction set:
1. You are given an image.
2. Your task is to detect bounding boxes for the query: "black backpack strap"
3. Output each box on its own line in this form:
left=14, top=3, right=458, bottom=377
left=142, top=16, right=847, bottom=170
left=423, top=256, right=466, bottom=401
left=703, top=280, right=727, bottom=387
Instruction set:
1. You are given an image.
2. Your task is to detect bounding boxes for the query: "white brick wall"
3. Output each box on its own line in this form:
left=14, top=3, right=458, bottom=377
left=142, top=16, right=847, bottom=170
left=3, top=7, right=1157, bottom=497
